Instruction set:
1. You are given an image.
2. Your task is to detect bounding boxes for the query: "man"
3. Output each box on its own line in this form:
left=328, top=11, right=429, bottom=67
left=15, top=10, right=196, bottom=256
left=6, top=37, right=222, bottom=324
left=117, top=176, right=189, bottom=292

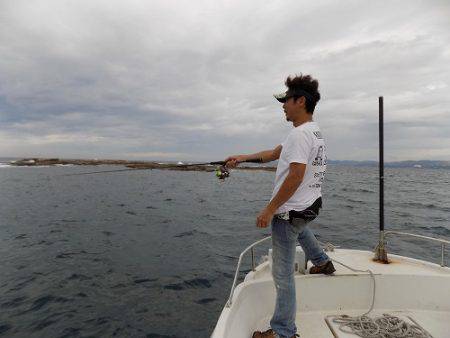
left=225, top=74, right=335, bottom=338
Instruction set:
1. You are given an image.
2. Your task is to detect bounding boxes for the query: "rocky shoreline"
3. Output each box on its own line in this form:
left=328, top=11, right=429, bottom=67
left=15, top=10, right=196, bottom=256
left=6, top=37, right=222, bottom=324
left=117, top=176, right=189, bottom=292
left=9, top=158, right=276, bottom=172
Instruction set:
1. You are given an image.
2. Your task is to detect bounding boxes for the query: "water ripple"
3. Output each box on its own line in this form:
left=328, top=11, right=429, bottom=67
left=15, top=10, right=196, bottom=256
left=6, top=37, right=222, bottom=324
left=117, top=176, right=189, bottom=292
left=0, top=165, right=448, bottom=337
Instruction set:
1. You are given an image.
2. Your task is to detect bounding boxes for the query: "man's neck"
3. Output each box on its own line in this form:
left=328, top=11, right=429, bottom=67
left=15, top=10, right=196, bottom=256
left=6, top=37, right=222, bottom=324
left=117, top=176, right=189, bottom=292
left=292, top=114, right=313, bottom=127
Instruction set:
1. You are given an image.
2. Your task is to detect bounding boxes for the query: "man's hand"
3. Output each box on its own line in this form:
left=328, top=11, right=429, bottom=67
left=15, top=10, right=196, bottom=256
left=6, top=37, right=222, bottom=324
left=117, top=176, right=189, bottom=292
left=224, top=155, right=248, bottom=168
left=256, top=206, right=276, bottom=228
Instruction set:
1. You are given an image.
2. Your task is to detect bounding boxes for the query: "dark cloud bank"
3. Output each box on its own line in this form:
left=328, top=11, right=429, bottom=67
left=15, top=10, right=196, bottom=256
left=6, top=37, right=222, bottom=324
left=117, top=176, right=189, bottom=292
left=1, top=0, right=449, bottom=161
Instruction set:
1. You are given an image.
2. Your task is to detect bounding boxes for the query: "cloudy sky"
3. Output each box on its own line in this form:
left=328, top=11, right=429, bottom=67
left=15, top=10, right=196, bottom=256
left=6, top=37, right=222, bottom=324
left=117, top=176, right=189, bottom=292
left=1, top=0, right=449, bottom=162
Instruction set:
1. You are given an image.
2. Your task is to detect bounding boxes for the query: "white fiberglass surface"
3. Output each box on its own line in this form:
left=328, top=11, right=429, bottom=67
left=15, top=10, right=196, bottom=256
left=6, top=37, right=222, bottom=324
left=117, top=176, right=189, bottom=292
left=217, top=274, right=450, bottom=338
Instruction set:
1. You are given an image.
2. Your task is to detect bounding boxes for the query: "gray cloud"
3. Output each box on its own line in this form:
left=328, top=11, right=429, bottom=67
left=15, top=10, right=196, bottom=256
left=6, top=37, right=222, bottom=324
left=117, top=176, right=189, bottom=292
left=1, top=0, right=449, bottom=161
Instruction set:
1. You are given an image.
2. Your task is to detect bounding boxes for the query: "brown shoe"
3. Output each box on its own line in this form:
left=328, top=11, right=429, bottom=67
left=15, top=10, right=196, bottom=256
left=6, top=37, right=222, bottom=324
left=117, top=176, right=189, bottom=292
left=252, top=329, right=299, bottom=338
left=252, top=329, right=276, bottom=338
left=309, top=260, right=336, bottom=275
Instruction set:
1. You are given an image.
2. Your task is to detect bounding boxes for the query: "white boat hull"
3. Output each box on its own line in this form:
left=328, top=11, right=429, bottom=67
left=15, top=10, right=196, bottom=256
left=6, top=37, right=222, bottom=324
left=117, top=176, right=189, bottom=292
left=212, top=249, right=450, bottom=338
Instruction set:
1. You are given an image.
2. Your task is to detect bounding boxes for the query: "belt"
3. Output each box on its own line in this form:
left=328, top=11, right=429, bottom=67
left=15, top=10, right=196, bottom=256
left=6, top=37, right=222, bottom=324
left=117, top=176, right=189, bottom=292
left=274, top=212, right=290, bottom=221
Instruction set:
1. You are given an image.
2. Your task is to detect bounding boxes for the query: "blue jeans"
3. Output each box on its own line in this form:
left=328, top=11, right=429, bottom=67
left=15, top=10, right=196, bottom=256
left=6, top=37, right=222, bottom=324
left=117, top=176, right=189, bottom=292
left=270, top=217, right=329, bottom=338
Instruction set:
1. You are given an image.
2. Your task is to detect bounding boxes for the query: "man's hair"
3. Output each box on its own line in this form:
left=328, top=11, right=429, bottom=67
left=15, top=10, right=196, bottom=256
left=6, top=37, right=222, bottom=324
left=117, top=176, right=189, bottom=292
left=285, top=74, right=321, bottom=113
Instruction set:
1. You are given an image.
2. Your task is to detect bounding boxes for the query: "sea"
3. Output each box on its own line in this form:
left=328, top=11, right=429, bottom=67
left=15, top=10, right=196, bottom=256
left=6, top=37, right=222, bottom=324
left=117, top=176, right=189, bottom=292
left=0, top=161, right=449, bottom=337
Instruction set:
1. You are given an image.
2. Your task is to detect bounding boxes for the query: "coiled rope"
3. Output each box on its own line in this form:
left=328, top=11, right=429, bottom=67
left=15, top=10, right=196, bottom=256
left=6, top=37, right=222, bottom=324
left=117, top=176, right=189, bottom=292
left=331, top=313, right=433, bottom=338
left=319, top=243, right=432, bottom=338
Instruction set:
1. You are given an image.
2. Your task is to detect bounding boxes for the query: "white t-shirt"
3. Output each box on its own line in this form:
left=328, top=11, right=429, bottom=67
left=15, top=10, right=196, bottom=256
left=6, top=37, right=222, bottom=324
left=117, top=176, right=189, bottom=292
left=271, top=121, right=327, bottom=214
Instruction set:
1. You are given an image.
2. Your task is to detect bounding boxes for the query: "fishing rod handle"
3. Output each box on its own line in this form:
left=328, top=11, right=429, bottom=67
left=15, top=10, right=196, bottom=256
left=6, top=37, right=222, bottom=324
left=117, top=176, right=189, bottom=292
left=211, top=158, right=263, bottom=166
left=244, top=158, right=264, bottom=163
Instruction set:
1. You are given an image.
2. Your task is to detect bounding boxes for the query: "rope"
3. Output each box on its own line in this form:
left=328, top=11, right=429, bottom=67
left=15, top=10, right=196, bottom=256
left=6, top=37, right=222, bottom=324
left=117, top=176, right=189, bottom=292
left=328, top=257, right=376, bottom=316
left=330, top=314, right=433, bottom=338
left=321, top=251, right=432, bottom=337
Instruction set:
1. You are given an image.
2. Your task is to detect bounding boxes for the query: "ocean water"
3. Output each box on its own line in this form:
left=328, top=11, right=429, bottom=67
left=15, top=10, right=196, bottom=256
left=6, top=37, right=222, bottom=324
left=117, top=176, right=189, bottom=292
left=0, top=164, right=449, bottom=337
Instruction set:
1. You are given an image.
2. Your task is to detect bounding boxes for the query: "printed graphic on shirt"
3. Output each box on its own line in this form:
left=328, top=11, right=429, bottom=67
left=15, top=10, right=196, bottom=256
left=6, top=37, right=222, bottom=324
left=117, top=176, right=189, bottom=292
left=313, top=131, right=323, bottom=139
left=309, top=169, right=326, bottom=189
left=309, top=146, right=326, bottom=189
left=312, top=145, right=325, bottom=166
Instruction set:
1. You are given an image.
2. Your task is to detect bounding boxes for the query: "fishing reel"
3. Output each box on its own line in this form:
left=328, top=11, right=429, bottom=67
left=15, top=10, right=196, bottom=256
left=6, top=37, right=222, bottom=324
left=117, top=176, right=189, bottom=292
left=215, top=165, right=230, bottom=180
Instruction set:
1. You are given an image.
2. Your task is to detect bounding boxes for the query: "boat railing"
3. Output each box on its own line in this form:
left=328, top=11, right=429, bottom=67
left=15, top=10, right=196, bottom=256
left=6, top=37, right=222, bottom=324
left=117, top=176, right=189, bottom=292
left=384, top=230, right=450, bottom=267
left=226, top=236, right=272, bottom=307
left=225, top=231, right=449, bottom=307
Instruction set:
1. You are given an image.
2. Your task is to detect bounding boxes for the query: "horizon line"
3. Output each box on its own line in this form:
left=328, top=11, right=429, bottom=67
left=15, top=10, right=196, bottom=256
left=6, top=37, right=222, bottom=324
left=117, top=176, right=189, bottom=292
left=0, top=156, right=449, bottom=164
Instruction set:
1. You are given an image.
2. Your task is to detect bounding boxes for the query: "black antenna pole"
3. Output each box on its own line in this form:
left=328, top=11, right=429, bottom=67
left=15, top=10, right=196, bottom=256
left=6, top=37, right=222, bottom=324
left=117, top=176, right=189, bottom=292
left=375, top=96, right=388, bottom=262
left=379, top=96, right=384, bottom=232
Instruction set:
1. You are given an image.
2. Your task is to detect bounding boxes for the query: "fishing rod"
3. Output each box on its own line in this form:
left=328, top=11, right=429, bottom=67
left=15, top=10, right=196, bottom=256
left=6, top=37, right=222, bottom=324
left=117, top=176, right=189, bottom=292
left=63, top=167, right=153, bottom=176
left=63, top=159, right=262, bottom=180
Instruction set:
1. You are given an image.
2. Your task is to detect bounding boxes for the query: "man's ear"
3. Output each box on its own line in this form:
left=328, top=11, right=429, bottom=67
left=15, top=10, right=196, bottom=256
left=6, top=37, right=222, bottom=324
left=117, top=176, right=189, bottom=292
left=295, top=96, right=306, bottom=108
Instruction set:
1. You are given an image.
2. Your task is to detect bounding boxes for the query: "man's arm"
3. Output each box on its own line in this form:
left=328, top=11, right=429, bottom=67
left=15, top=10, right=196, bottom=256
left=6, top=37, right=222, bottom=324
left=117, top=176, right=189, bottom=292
left=256, top=162, right=306, bottom=228
left=225, top=145, right=282, bottom=167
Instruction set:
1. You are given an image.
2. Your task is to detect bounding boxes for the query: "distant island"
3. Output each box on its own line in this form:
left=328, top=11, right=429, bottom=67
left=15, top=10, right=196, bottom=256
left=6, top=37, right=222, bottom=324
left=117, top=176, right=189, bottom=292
left=8, top=158, right=276, bottom=172
left=6, top=158, right=450, bottom=170
left=327, top=160, right=450, bottom=169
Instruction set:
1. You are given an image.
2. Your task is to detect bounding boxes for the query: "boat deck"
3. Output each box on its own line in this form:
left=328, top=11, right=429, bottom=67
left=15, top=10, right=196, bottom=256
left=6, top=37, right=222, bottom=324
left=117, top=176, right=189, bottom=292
left=213, top=249, right=450, bottom=338
left=247, top=249, right=450, bottom=337
left=254, top=309, right=449, bottom=338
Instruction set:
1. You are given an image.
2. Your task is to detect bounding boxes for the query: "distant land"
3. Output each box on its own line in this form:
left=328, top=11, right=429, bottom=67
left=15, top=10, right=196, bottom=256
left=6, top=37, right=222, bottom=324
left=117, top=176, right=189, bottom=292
left=2, top=158, right=275, bottom=172
left=327, top=160, right=450, bottom=169
left=1, top=157, right=449, bottom=170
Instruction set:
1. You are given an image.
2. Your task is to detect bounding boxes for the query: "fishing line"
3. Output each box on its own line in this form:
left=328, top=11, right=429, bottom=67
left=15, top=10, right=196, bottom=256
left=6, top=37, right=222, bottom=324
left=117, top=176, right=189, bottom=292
left=62, top=161, right=227, bottom=177
left=62, top=159, right=262, bottom=180
left=63, top=167, right=151, bottom=176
